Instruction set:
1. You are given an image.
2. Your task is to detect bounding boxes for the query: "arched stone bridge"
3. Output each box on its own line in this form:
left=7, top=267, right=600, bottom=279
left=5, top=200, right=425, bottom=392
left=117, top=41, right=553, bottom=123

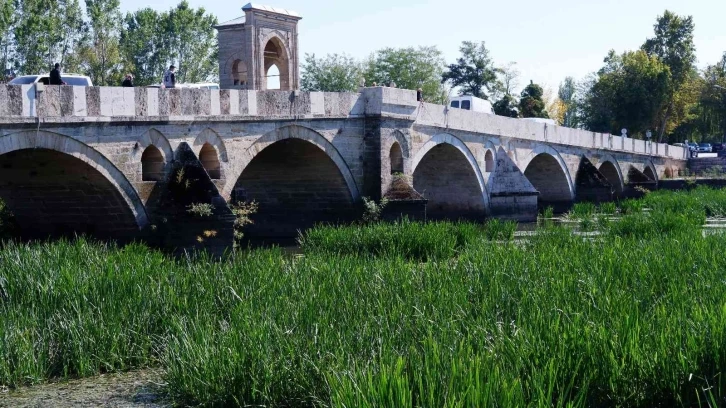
left=0, top=85, right=686, bottom=248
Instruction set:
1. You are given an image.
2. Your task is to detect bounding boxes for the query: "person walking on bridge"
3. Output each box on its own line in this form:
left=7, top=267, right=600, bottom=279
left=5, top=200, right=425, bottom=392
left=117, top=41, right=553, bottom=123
left=163, top=65, right=176, bottom=88
left=49, top=63, right=64, bottom=85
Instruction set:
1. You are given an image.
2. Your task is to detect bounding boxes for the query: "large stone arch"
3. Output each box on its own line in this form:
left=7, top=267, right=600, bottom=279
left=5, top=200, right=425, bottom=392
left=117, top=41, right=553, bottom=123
left=596, top=153, right=624, bottom=196
left=227, top=125, right=358, bottom=237
left=411, top=133, right=490, bottom=217
left=0, top=130, right=148, bottom=237
left=520, top=145, right=575, bottom=207
left=223, top=125, right=359, bottom=201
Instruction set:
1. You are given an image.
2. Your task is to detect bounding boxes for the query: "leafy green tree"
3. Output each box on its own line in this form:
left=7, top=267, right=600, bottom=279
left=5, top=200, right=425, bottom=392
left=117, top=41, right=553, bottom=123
left=558, top=76, right=579, bottom=127
left=120, top=8, right=166, bottom=86
left=493, top=94, right=518, bottom=117
left=642, top=10, right=697, bottom=141
left=75, top=0, right=123, bottom=85
left=581, top=50, right=671, bottom=137
left=519, top=81, right=549, bottom=118
left=441, top=41, right=498, bottom=99
left=491, top=61, right=519, bottom=101
left=0, top=0, right=14, bottom=76
left=301, top=53, right=362, bottom=92
left=163, top=1, right=218, bottom=84
left=364, top=46, right=447, bottom=103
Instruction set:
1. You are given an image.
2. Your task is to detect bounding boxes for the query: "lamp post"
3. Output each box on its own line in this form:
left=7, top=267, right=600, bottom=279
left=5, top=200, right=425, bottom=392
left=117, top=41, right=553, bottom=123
left=646, top=130, right=652, bottom=155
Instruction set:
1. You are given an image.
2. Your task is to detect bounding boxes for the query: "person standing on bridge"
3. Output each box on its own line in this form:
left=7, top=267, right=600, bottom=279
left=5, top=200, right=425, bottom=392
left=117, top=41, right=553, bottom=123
left=49, top=63, right=64, bottom=85
left=163, top=65, right=176, bottom=88
left=122, top=74, right=134, bottom=87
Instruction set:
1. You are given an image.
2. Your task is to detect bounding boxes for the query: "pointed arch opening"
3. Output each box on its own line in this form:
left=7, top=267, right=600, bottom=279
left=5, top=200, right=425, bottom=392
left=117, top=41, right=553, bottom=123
left=141, top=145, right=164, bottom=181
left=643, top=165, right=657, bottom=182
left=233, top=138, right=355, bottom=237
left=263, top=37, right=289, bottom=90
left=523, top=153, right=573, bottom=209
left=412, top=143, right=487, bottom=220
left=599, top=161, right=624, bottom=196
left=232, top=59, right=248, bottom=87
left=200, top=143, right=221, bottom=180
left=485, top=150, right=494, bottom=172
left=390, top=142, right=404, bottom=174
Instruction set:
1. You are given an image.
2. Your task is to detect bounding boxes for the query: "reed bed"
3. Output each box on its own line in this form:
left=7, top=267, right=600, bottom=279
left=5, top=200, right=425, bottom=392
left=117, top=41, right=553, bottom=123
left=2, top=188, right=726, bottom=407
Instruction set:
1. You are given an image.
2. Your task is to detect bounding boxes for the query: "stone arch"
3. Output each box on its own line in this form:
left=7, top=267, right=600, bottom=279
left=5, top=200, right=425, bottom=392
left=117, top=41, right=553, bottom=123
left=0, top=130, right=148, bottom=237
left=229, top=125, right=358, bottom=237
left=199, top=143, right=221, bottom=180
left=485, top=149, right=495, bottom=172
left=411, top=133, right=490, bottom=217
left=643, top=162, right=658, bottom=182
left=141, top=146, right=164, bottom=181
left=136, top=128, right=173, bottom=164
left=193, top=128, right=228, bottom=163
left=597, top=154, right=624, bottom=196
left=224, top=125, right=359, bottom=202
left=519, top=145, right=575, bottom=204
left=232, top=59, right=248, bottom=87
left=262, top=35, right=291, bottom=90
left=390, top=142, right=404, bottom=174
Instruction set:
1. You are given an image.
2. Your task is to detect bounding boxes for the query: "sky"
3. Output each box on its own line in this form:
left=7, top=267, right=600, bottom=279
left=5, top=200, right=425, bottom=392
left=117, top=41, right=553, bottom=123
left=121, top=0, right=726, bottom=94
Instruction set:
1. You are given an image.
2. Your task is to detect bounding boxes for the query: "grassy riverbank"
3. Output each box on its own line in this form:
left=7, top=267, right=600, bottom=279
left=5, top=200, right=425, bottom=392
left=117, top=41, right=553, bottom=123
left=2, top=188, right=726, bottom=406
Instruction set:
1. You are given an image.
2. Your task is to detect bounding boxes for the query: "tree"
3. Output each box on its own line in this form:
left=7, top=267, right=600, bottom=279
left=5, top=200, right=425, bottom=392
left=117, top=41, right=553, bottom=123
left=581, top=50, right=671, bottom=137
left=364, top=46, right=447, bottom=104
left=491, top=61, right=519, bottom=101
left=0, top=0, right=14, bottom=76
left=519, top=81, right=549, bottom=118
left=301, top=53, right=362, bottom=92
left=493, top=94, right=518, bottom=117
left=642, top=10, right=697, bottom=141
left=163, top=1, right=218, bottom=84
left=442, top=41, right=499, bottom=99
left=75, top=0, right=123, bottom=86
left=121, top=8, right=166, bottom=86
left=558, top=77, right=579, bottom=127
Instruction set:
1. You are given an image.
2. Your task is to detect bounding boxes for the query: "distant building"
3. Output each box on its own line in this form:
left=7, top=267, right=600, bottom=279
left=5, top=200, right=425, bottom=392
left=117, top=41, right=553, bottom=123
left=215, top=3, right=302, bottom=90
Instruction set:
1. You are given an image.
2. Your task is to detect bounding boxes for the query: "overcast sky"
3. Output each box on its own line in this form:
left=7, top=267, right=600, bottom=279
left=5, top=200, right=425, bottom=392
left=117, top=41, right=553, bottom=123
left=122, top=0, right=726, bottom=93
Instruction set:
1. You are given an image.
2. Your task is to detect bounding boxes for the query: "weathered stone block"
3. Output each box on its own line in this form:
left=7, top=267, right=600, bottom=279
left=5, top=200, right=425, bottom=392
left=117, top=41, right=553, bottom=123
left=86, top=87, right=101, bottom=116
left=37, top=85, right=62, bottom=117
left=219, top=90, right=231, bottom=115
left=60, top=86, right=74, bottom=117
left=135, top=87, right=148, bottom=116
left=6, top=85, right=23, bottom=116
left=72, top=87, right=87, bottom=116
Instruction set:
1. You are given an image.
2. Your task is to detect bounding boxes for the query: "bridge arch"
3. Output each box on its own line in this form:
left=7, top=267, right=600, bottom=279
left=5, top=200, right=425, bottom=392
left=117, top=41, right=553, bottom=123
left=411, top=133, right=490, bottom=218
left=596, top=154, right=624, bottom=196
left=0, top=130, right=148, bottom=238
left=520, top=145, right=575, bottom=205
left=193, top=128, right=228, bottom=163
left=136, top=128, right=173, bottom=163
left=644, top=161, right=658, bottom=182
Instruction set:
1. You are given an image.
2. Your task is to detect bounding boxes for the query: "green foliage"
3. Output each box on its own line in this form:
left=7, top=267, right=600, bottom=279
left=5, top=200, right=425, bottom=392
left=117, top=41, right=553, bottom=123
left=364, top=46, right=447, bottom=104
left=361, top=196, right=388, bottom=223
left=74, top=0, right=123, bottom=86
left=598, top=201, right=617, bottom=215
left=558, top=76, right=579, bottom=127
left=441, top=41, right=498, bottom=99
left=519, top=81, right=549, bottom=118
left=120, top=8, right=166, bottom=86
left=230, top=200, right=258, bottom=245
left=0, top=198, right=15, bottom=238
left=483, top=218, right=517, bottom=241
left=301, top=53, right=363, bottom=92
left=569, top=202, right=596, bottom=219
left=186, top=202, right=213, bottom=218
left=163, top=1, right=218, bottom=84
left=492, top=94, right=519, bottom=117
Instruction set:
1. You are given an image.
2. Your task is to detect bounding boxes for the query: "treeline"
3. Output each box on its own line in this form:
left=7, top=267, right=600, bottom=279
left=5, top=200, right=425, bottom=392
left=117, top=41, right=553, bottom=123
left=301, top=10, right=726, bottom=143
left=0, top=0, right=218, bottom=86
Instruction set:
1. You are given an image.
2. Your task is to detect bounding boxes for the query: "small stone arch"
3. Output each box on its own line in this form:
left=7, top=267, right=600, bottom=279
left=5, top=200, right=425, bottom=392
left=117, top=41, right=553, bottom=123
left=484, top=149, right=495, bottom=172
left=0, top=130, right=148, bottom=229
left=193, top=128, right=228, bottom=163
left=390, top=142, right=404, bottom=174
left=232, top=59, right=248, bottom=87
left=137, top=128, right=173, bottom=164
left=141, top=146, right=164, bottom=181
left=411, top=133, right=490, bottom=214
left=223, top=125, right=360, bottom=201
left=199, top=143, right=221, bottom=180
left=643, top=162, right=658, bottom=182
left=596, top=154, right=624, bottom=196
left=519, top=145, right=575, bottom=202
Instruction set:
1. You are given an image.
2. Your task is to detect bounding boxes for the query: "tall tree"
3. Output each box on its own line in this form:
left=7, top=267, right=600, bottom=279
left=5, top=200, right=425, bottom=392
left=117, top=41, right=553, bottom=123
left=641, top=10, right=697, bottom=141
left=364, top=46, right=447, bottom=103
left=558, top=76, right=579, bottom=127
left=492, top=94, right=519, bottom=117
left=121, top=8, right=166, bottom=86
left=163, top=1, right=218, bottom=84
left=519, top=81, right=549, bottom=118
left=442, top=41, right=498, bottom=99
left=301, top=53, right=362, bottom=92
left=0, top=0, right=14, bottom=76
left=75, top=0, right=123, bottom=85
left=491, top=61, right=519, bottom=101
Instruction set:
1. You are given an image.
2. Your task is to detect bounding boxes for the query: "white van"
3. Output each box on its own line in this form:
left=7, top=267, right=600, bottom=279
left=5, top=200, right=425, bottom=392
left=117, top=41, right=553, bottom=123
left=449, top=95, right=493, bottom=114
left=522, top=117, right=557, bottom=126
left=179, top=83, right=220, bottom=90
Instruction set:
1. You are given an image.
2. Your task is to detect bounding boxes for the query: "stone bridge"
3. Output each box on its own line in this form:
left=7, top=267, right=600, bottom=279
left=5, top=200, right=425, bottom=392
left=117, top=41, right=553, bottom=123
left=0, top=85, right=687, bottom=248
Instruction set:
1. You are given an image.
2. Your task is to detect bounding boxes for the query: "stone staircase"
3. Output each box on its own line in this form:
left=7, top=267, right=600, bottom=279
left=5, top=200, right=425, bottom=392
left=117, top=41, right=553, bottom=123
left=688, top=156, right=726, bottom=176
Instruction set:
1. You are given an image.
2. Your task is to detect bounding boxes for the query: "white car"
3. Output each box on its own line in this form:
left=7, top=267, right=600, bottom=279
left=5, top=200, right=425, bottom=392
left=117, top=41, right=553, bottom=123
left=179, top=83, right=220, bottom=90
left=449, top=95, right=493, bottom=114
left=9, top=74, right=93, bottom=86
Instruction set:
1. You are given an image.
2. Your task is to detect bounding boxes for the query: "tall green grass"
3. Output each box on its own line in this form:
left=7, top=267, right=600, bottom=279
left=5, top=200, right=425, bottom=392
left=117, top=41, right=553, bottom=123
left=3, top=189, right=726, bottom=406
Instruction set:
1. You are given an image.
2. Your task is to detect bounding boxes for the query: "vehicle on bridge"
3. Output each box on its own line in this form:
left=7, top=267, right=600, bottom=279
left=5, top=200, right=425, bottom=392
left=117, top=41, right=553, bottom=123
left=522, top=117, right=557, bottom=126
left=9, top=74, right=93, bottom=87
left=449, top=95, right=493, bottom=114
left=698, top=143, right=713, bottom=153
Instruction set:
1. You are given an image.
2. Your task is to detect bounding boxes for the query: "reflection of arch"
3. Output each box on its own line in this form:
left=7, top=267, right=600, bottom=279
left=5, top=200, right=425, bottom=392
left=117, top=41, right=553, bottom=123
left=193, top=128, right=228, bottom=162
left=200, top=143, right=221, bottom=179
left=0, top=130, right=148, bottom=229
left=141, top=146, right=164, bottom=181
left=390, top=142, right=403, bottom=174
left=520, top=145, right=574, bottom=202
left=262, top=36, right=290, bottom=90
left=137, top=128, right=173, bottom=164
left=597, top=154, right=624, bottom=196
left=485, top=150, right=494, bottom=172
left=411, top=133, right=490, bottom=213
left=223, top=125, right=359, bottom=201
left=232, top=59, right=248, bottom=87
